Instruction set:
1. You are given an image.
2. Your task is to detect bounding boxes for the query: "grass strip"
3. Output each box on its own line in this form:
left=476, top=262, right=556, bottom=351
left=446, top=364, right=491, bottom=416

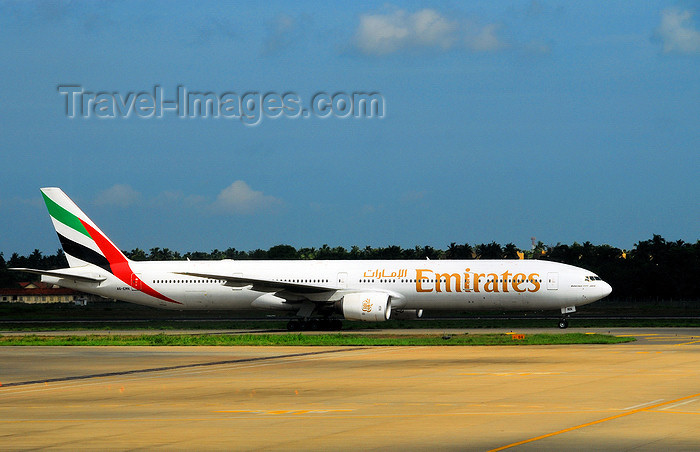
left=2, top=318, right=700, bottom=332
left=0, top=333, right=634, bottom=347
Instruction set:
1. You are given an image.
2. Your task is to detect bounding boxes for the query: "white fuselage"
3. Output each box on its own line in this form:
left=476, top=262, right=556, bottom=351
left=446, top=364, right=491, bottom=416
left=43, top=259, right=612, bottom=313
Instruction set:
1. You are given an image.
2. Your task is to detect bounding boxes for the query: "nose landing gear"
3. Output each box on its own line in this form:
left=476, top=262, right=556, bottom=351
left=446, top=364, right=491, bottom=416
left=559, top=306, right=576, bottom=329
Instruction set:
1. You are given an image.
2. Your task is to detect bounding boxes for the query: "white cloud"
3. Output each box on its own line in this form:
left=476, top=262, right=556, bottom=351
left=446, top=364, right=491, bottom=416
left=144, top=183, right=281, bottom=215
left=656, top=8, right=700, bottom=54
left=354, top=7, right=506, bottom=55
left=263, top=13, right=310, bottom=54
left=522, top=39, right=552, bottom=55
left=94, top=184, right=140, bottom=208
left=408, top=9, right=457, bottom=49
left=466, top=24, right=506, bottom=52
left=213, top=181, right=281, bottom=214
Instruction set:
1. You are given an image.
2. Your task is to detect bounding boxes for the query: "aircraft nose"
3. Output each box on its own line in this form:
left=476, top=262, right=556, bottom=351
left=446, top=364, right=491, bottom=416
left=600, top=281, right=612, bottom=298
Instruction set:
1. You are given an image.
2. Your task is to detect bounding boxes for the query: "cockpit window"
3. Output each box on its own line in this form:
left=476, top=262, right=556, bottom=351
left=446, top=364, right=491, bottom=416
left=586, top=275, right=602, bottom=281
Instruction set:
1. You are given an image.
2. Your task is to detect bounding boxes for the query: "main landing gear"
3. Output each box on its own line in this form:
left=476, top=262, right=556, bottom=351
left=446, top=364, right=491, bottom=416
left=286, top=318, right=343, bottom=332
left=558, top=318, right=569, bottom=329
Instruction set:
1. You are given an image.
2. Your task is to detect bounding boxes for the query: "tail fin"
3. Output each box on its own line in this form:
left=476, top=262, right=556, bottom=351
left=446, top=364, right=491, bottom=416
left=41, top=187, right=130, bottom=271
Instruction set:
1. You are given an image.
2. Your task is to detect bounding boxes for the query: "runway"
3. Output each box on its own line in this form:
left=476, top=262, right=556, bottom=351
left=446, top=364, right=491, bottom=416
left=1, top=328, right=699, bottom=451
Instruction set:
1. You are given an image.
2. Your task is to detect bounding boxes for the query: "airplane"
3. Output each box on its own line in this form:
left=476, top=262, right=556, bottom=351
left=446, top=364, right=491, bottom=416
left=12, top=187, right=612, bottom=330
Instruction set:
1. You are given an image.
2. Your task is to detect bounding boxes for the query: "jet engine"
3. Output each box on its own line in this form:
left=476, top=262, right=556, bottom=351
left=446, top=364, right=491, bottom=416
left=336, top=292, right=391, bottom=322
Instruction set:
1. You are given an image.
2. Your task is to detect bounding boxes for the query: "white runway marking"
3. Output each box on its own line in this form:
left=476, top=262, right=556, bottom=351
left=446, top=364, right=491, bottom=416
left=658, top=399, right=697, bottom=410
left=623, top=399, right=664, bottom=410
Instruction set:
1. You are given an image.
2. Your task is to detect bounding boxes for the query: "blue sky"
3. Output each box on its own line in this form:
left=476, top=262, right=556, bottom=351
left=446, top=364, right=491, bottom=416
left=1, top=1, right=698, bottom=256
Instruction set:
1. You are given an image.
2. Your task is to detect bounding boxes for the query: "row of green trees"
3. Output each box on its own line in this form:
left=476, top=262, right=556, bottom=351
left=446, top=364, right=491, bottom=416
left=2, top=235, right=698, bottom=300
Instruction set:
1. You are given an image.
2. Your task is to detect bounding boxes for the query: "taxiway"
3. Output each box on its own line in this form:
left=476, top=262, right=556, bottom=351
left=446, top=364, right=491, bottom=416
left=1, top=328, right=698, bottom=450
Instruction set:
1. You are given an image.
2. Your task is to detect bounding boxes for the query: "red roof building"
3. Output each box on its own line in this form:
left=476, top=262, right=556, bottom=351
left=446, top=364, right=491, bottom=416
left=0, top=281, right=98, bottom=304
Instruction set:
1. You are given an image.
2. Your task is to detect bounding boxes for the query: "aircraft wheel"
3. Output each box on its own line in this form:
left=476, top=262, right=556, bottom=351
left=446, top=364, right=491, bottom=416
left=331, top=319, right=343, bottom=331
left=287, top=320, right=300, bottom=331
left=558, top=318, right=569, bottom=329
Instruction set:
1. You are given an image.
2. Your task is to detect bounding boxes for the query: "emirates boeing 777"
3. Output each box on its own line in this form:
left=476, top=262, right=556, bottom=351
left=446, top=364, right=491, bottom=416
left=12, top=188, right=611, bottom=330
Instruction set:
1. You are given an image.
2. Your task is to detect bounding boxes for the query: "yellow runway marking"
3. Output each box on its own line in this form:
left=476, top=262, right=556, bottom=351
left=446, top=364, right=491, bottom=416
left=459, top=372, right=561, bottom=377
left=488, top=392, right=700, bottom=451
left=213, top=410, right=260, bottom=414
left=676, top=339, right=700, bottom=346
left=616, top=334, right=658, bottom=337
left=212, top=409, right=354, bottom=415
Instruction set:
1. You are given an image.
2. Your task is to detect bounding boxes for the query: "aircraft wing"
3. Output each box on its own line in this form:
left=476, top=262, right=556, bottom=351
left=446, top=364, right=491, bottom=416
left=10, top=267, right=107, bottom=283
left=174, top=271, right=335, bottom=294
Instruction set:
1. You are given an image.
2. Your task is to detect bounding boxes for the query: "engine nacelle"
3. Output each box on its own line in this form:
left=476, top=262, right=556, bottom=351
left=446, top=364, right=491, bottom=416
left=391, top=309, right=424, bottom=320
left=338, top=292, right=391, bottom=322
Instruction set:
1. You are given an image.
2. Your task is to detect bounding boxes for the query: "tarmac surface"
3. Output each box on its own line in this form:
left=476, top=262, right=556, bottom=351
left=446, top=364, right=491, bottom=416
left=1, top=328, right=699, bottom=451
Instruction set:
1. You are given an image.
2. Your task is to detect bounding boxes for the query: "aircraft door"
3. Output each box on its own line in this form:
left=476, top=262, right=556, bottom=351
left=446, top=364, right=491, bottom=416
left=337, top=272, right=348, bottom=289
left=547, top=272, right=559, bottom=290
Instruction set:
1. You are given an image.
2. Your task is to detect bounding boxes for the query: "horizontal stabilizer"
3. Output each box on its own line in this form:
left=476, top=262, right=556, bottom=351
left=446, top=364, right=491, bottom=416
left=10, top=267, right=107, bottom=283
